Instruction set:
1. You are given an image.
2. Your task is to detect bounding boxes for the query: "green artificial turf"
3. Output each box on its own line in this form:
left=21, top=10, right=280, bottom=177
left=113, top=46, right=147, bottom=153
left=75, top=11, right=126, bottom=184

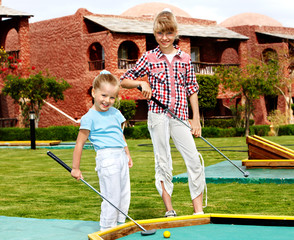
left=0, top=136, right=293, bottom=222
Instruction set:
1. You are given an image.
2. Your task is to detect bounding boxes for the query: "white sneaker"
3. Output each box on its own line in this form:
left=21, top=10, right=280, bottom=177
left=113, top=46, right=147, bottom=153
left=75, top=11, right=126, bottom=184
left=193, top=211, right=204, bottom=215
left=165, top=210, right=177, bottom=217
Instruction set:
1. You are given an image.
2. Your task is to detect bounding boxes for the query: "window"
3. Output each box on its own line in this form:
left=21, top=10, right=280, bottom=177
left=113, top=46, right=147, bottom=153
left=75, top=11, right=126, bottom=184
left=262, top=48, right=278, bottom=64
left=118, top=41, right=139, bottom=69
left=88, top=42, right=105, bottom=71
left=191, top=46, right=200, bottom=62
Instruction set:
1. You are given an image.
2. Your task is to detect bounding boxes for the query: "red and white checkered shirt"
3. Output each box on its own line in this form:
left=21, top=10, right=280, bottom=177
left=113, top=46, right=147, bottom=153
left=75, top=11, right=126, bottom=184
left=120, top=46, right=199, bottom=120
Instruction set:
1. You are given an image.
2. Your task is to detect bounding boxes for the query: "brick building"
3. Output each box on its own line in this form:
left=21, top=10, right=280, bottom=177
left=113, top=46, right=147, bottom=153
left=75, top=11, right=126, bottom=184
left=220, top=13, right=294, bottom=124
left=1, top=2, right=293, bottom=127
left=0, top=0, right=32, bottom=127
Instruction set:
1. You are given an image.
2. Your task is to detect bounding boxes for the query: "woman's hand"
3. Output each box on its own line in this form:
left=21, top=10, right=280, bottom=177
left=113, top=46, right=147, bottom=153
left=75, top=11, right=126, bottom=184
left=189, top=119, right=202, bottom=137
left=139, top=81, right=152, bottom=100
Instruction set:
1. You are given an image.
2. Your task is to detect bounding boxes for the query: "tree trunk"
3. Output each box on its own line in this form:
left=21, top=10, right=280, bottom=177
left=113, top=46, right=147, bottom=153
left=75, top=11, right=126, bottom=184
left=245, top=98, right=250, bottom=136
left=201, top=111, right=205, bottom=127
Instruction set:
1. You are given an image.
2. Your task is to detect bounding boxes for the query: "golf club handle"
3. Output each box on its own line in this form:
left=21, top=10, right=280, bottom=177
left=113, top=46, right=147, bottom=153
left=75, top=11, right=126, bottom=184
left=47, top=151, right=72, bottom=173
left=137, top=86, right=168, bottom=110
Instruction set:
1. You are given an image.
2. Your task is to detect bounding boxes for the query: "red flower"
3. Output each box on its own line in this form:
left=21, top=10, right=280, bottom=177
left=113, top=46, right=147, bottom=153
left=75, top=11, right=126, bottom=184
left=16, top=59, right=22, bottom=63
left=8, top=56, right=14, bottom=61
left=10, top=64, right=18, bottom=69
left=31, top=66, right=36, bottom=70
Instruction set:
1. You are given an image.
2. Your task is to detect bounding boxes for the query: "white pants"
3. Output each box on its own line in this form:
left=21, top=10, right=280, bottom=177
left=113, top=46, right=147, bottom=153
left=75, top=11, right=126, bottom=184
left=148, top=112, right=206, bottom=200
left=95, top=148, right=130, bottom=230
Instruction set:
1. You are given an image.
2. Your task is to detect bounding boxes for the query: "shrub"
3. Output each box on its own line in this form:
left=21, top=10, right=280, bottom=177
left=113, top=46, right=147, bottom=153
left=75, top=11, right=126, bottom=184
left=36, top=126, right=79, bottom=141
left=249, top=125, right=270, bottom=136
left=115, top=99, right=137, bottom=126
left=1, top=124, right=293, bottom=141
left=278, top=124, right=294, bottom=136
left=202, top=127, right=220, bottom=138
left=0, top=126, right=79, bottom=141
left=124, top=125, right=150, bottom=139
left=267, top=109, right=287, bottom=136
left=204, top=118, right=254, bottom=128
left=0, top=128, right=30, bottom=141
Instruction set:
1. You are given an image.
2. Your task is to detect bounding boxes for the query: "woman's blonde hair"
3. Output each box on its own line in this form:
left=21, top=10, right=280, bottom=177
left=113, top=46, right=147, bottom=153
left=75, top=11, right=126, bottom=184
left=153, top=10, right=178, bottom=34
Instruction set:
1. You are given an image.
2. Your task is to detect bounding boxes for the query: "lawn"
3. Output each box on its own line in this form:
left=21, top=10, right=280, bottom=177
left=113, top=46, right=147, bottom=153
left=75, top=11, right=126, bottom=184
left=0, top=136, right=293, bottom=222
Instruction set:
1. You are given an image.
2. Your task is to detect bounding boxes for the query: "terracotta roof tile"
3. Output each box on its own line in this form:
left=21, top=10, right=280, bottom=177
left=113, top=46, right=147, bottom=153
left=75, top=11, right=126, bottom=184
left=0, top=6, right=33, bottom=17
left=85, top=16, right=248, bottom=40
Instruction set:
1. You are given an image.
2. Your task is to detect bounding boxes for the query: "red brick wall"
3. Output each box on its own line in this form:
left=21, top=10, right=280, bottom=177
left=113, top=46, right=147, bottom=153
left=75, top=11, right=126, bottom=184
left=225, top=25, right=294, bottom=124
left=3, top=8, right=293, bottom=127
left=1, top=17, right=31, bottom=125
left=28, top=9, right=151, bottom=127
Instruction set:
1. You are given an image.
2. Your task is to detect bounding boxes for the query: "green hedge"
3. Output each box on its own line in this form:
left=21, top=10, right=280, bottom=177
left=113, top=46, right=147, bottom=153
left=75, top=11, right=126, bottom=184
left=278, top=124, right=294, bottom=136
left=124, top=125, right=150, bottom=139
left=204, top=118, right=254, bottom=128
left=0, top=127, right=31, bottom=141
left=0, top=126, right=79, bottom=141
left=1, top=124, right=293, bottom=141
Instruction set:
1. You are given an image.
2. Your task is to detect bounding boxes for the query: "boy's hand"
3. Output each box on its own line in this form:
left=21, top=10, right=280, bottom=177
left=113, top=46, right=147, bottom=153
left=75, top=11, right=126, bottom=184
left=71, top=168, right=83, bottom=181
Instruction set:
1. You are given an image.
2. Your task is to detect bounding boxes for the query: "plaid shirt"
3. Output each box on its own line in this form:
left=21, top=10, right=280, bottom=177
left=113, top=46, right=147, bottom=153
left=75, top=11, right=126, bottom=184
left=120, top=46, right=199, bottom=120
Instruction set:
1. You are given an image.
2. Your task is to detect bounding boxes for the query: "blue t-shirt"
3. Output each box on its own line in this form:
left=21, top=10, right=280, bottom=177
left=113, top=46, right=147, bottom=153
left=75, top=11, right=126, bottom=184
left=80, top=107, right=127, bottom=151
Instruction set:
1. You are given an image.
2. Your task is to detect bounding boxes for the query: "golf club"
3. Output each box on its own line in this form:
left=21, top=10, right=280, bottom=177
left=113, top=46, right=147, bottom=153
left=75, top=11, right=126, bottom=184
left=47, top=151, right=156, bottom=236
left=137, top=86, right=249, bottom=177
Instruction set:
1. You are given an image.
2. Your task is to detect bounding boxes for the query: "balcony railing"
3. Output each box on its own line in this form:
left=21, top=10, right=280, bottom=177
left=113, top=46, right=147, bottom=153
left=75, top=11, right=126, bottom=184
left=192, top=62, right=239, bottom=75
left=0, top=118, right=18, bottom=128
left=7, top=50, right=20, bottom=62
left=0, top=50, right=20, bottom=63
left=88, top=60, right=105, bottom=71
left=118, top=59, right=137, bottom=69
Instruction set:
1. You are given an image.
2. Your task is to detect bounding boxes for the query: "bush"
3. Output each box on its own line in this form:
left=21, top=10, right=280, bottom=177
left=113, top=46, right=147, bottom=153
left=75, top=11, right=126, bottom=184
left=116, top=99, right=136, bottom=123
left=249, top=125, right=270, bottom=136
left=124, top=125, right=150, bottom=139
left=202, top=127, right=221, bottom=138
left=0, top=126, right=79, bottom=141
left=1, top=124, right=293, bottom=141
left=204, top=119, right=235, bottom=128
left=278, top=124, right=294, bottom=136
left=0, top=127, right=30, bottom=141
left=204, top=118, right=254, bottom=128
left=36, top=126, right=79, bottom=141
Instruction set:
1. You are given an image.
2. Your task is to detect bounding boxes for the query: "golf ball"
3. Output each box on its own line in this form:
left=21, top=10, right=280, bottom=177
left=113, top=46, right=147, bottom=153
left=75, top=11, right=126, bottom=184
left=163, top=230, right=171, bottom=238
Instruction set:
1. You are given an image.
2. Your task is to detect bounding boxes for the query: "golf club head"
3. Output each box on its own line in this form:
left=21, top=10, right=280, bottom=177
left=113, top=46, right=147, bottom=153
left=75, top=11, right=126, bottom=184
left=141, top=229, right=157, bottom=236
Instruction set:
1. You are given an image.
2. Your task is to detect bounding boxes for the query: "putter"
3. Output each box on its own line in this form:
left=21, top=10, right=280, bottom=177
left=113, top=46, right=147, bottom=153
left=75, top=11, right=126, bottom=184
left=137, top=86, right=249, bottom=178
left=47, top=151, right=156, bottom=236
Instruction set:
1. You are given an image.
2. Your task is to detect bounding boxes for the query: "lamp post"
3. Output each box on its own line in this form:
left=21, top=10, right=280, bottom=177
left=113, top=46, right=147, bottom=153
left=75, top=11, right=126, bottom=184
left=30, top=111, right=36, bottom=149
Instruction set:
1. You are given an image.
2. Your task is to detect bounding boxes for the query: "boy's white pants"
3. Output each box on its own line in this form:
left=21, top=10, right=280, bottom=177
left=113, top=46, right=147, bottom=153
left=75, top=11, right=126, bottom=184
left=148, top=112, right=206, bottom=200
left=95, top=148, right=130, bottom=230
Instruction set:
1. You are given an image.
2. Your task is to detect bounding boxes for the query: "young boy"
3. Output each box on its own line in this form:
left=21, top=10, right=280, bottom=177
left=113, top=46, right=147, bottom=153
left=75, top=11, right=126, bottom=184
left=120, top=9, right=206, bottom=217
left=71, top=70, right=133, bottom=230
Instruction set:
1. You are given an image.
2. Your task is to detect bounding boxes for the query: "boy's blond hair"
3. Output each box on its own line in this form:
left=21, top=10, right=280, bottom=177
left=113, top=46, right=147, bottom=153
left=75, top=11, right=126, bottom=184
left=153, top=10, right=178, bottom=34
